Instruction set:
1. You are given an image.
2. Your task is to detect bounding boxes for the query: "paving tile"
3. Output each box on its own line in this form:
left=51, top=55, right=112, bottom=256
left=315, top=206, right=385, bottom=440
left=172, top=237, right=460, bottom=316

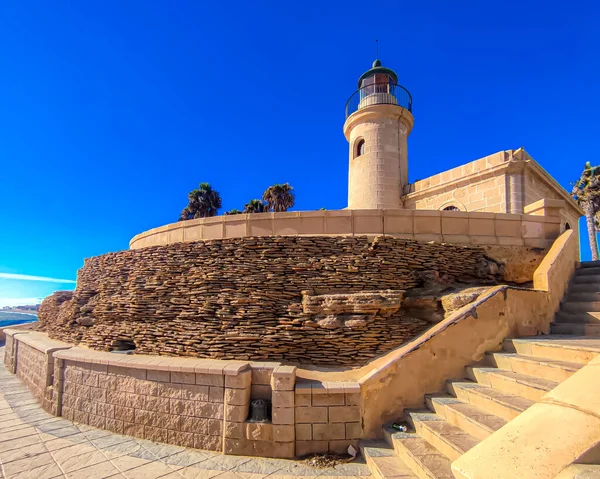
left=39, top=426, right=82, bottom=439
left=50, top=442, right=98, bottom=464
left=0, top=442, right=49, bottom=463
left=161, top=450, right=210, bottom=468
left=176, top=466, right=224, bottom=479
left=110, top=454, right=154, bottom=472
left=43, top=434, right=92, bottom=451
left=0, top=433, right=42, bottom=453
left=0, top=425, right=39, bottom=442
left=90, top=433, right=132, bottom=449
left=68, top=460, right=123, bottom=479
left=2, top=452, right=56, bottom=476
left=135, top=440, right=186, bottom=460
left=101, top=440, right=153, bottom=460
left=122, top=461, right=181, bottom=478
left=203, top=455, right=253, bottom=472
left=60, top=450, right=108, bottom=473
left=272, top=463, right=322, bottom=477
left=234, top=458, right=286, bottom=475
left=317, top=462, right=371, bottom=477
left=11, top=461, right=65, bottom=479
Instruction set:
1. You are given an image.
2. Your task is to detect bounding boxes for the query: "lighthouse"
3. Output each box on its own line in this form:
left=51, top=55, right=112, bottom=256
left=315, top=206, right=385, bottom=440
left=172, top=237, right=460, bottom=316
left=344, top=60, right=414, bottom=209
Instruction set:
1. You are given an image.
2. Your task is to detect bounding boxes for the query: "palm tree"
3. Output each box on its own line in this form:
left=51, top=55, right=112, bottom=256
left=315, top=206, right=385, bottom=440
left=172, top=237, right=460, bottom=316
left=224, top=209, right=242, bottom=215
left=262, top=183, right=295, bottom=212
left=243, top=199, right=266, bottom=214
left=572, top=162, right=600, bottom=260
left=178, top=183, right=222, bottom=221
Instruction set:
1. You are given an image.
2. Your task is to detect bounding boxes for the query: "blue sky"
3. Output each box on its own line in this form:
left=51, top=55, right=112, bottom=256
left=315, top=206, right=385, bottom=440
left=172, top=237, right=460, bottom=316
left=0, top=1, right=598, bottom=305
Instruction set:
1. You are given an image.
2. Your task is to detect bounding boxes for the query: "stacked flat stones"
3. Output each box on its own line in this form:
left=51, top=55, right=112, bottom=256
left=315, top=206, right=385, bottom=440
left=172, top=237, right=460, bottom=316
left=38, top=236, right=505, bottom=366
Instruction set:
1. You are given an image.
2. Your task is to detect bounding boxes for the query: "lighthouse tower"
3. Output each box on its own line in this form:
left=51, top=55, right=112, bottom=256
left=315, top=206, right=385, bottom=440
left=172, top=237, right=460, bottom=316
left=343, top=60, right=414, bottom=209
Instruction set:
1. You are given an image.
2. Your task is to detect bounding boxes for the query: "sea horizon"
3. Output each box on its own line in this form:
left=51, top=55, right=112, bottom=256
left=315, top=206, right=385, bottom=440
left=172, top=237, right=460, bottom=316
left=0, top=311, right=38, bottom=329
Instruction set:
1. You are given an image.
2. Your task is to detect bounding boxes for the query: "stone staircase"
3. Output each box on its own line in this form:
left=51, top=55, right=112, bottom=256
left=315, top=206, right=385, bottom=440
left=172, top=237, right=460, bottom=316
left=551, top=261, right=600, bottom=337
left=361, top=262, right=600, bottom=479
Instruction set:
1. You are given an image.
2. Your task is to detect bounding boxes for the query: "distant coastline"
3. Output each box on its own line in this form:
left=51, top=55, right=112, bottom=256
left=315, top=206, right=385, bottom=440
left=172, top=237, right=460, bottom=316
left=0, top=310, right=38, bottom=330
left=3, top=309, right=38, bottom=316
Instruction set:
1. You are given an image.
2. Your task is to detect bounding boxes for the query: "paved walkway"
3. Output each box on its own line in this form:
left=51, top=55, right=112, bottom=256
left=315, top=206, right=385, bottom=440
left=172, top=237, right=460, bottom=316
left=0, top=346, right=372, bottom=479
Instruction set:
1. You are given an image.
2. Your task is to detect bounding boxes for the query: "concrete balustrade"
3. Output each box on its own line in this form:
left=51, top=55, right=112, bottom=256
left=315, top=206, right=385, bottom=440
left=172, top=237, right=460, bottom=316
left=130, top=209, right=562, bottom=250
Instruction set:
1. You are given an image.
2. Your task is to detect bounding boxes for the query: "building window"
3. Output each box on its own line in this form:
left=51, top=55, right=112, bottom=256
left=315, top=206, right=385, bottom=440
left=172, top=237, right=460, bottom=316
left=355, top=139, right=365, bottom=158
left=442, top=205, right=460, bottom=211
left=565, top=222, right=571, bottom=231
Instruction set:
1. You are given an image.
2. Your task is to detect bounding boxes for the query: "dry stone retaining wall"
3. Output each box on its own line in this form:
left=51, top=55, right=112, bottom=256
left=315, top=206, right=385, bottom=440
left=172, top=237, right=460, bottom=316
left=39, top=236, right=514, bottom=366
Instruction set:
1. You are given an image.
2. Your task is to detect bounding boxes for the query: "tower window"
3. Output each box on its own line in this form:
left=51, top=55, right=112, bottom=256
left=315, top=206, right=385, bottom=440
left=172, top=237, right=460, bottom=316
left=442, top=205, right=460, bottom=211
left=355, top=139, right=365, bottom=158
left=565, top=222, right=571, bottom=230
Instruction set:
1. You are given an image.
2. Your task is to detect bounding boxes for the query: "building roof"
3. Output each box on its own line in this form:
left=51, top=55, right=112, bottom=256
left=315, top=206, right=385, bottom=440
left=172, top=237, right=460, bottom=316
left=357, top=59, right=399, bottom=88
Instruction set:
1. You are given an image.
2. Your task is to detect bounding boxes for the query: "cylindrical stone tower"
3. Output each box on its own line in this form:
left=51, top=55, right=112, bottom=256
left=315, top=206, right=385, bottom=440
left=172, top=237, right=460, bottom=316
left=344, top=60, right=414, bottom=209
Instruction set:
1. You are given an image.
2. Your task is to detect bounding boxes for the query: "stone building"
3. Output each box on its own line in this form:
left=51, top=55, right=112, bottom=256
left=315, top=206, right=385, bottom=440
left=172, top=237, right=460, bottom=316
left=344, top=60, right=582, bottom=235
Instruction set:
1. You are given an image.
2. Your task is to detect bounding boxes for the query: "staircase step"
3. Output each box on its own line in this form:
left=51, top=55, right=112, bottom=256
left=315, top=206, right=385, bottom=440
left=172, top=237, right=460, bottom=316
left=503, top=337, right=600, bottom=364
left=555, top=311, right=600, bottom=324
left=579, top=261, right=600, bottom=268
left=384, top=427, right=454, bottom=479
left=404, top=410, right=479, bottom=462
left=466, top=367, right=557, bottom=401
left=575, top=267, right=600, bottom=276
left=554, top=464, right=600, bottom=479
left=570, top=283, right=600, bottom=293
left=425, top=394, right=506, bottom=441
left=486, top=352, right=582, bottom=382
left=361, top=441, right=417, bottom=479
left=447, top=381, right=534, bottom=421
left=567, top=292, right=600, bottom=302
left=573, top=274, right=600, bottom=284
left=562, top=301, right=600, bottom=313
left=552, top=322, right=600, bottom=336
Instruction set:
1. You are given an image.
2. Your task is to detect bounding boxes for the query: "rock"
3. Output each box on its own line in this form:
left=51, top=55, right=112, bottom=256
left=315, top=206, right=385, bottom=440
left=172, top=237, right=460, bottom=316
left=440, top=287, right=489, bottom=316
left=482, top=245, right=547, bottom=284
left=402, top=295, right=444, bottom=324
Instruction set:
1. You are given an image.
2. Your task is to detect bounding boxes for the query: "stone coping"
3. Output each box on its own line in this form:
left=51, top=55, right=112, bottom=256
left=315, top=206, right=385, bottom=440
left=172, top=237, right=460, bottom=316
left=129, top=209, right=561, bottom=249
left=6, top=330, right=362, bottom=391
left=4, top=329, right=70, bottom=354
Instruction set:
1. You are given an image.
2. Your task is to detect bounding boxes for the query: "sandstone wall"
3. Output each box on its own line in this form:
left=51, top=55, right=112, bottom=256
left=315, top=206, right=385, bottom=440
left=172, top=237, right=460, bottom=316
left=60, top=359, right=226, bottom=452
left=15, top=341, right=52, bottom=410
left=403, top=151, right=509, bottom=213
left=38, top=236, right=515, bottom=367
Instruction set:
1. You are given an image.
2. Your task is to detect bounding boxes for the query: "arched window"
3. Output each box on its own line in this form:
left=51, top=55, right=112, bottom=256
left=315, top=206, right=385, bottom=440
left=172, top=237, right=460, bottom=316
left=443, top=205, right=460, bottom=211
left=565, top=222, right=571, bottom=231
left=355, top=139, right=365, bottom=158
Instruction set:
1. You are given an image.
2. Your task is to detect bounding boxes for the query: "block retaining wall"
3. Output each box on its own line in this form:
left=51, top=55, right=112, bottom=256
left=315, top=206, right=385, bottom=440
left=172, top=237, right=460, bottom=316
left=3, top=331, right=361, bottom=458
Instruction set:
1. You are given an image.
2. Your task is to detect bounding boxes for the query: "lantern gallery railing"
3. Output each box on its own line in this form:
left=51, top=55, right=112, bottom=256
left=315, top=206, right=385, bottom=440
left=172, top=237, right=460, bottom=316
left=345, top=82, right=412, bottom=118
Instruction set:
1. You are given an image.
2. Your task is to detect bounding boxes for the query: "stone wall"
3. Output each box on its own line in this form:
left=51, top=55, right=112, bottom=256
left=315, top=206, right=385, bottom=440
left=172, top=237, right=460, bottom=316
left=15, top=341, right=51, bottom=409
left=130, top=209, right=560, bottom=250
left=295, top=380, right=361, bottom=456
left=39, top=236, right=513, bottom=367
left=403, top=151, right=509, bottom=213
left=60, top=358, right=226, bottom=452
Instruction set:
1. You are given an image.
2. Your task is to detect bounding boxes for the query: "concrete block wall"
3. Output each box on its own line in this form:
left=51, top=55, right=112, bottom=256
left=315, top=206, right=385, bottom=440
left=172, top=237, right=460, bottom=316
left=4, top=332, right=365, bottom=458
left=294, top=380, right=361, bottom=456
left=4, top=330, right=70, bottom=414
left=4, top=331, right=16, bottom=372
left=57, top=355, right=241, bottom=452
